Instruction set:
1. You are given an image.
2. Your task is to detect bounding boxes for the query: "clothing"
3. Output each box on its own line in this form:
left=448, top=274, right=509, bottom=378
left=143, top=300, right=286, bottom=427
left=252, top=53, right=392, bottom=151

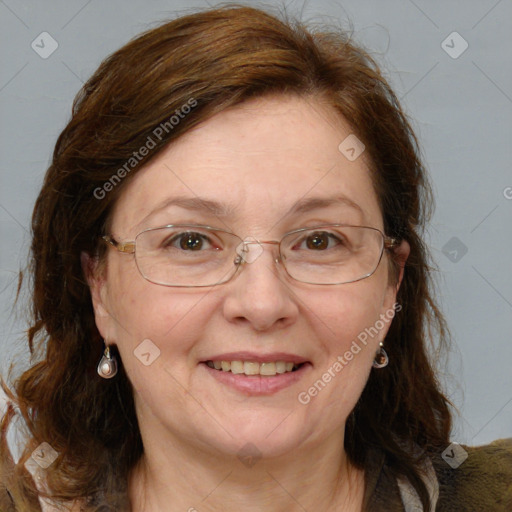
left=364, top=438, right=512, bottom=511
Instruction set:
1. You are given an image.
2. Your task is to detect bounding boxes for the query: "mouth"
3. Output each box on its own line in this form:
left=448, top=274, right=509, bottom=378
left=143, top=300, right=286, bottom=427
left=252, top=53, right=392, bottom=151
left=199, top=356, right=312, bottom=395
left=203, top=360, right=306, bottom=376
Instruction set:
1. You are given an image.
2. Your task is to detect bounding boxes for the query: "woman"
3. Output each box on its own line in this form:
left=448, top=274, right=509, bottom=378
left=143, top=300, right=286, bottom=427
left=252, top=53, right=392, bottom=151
left=1, top=5, right=511, bottom=511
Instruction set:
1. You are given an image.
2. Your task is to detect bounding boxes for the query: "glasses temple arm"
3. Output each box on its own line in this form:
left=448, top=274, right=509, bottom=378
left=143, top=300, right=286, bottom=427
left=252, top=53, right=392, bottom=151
left=102, top=235, right=136, bottom=254
left=384, top=236, right=400, bottom=249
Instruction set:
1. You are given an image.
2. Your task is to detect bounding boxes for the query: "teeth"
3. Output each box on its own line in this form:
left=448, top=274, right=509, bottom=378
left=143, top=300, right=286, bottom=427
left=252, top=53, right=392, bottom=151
left=205, top=360, right=302, bottom=376
left=276, top=361, right=286, bottom=374
left=231, top=361, right=244, bottom=374
left=260, top=362, right=276, bottom=375
left=244, top=362, right=260, bottom=375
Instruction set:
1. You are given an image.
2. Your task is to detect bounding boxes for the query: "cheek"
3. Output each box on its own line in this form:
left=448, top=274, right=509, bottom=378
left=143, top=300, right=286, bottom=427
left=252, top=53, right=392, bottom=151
left=298, top=280, right=389, bottom=407
left=307, top=280, right=387, bottom=349
left=105, top=259, right=217, bottom=369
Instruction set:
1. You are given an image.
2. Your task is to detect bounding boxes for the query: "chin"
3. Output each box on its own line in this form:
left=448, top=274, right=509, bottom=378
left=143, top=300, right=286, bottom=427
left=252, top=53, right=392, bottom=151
left=192, top=417, right=308, bottom=461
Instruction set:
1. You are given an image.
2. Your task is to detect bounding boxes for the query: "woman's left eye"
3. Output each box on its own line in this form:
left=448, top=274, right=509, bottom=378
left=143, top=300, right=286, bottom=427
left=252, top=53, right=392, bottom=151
left=298, top=232, right=343, bottom=250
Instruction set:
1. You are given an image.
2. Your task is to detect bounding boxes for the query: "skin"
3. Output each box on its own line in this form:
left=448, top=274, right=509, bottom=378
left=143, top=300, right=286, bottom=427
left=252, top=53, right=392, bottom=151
left=85, top=94, right=410, bottom=511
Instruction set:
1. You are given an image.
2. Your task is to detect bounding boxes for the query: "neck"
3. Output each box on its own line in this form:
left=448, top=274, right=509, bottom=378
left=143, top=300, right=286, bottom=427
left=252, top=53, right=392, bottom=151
left=128, top=427, right=365, bottom=512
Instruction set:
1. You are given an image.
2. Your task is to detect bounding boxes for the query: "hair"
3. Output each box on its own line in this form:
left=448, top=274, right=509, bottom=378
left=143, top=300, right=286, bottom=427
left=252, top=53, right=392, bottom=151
left=1, top=4, right=452, bottom=511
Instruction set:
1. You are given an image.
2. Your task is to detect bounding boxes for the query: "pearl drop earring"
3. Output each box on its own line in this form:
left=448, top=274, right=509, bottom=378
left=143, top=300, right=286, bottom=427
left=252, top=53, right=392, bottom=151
left=372, top=342, right=389, bottom=369
left=97, top=343, right=118, bottom=379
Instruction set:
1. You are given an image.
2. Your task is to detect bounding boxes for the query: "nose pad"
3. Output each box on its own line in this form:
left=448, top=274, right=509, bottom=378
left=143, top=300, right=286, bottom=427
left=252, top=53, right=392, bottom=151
left=235, top=237, right=264, bottom=264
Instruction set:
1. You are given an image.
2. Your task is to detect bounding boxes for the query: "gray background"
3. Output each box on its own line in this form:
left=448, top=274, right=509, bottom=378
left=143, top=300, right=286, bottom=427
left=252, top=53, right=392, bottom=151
left=1, top=0, right=511, bottom=447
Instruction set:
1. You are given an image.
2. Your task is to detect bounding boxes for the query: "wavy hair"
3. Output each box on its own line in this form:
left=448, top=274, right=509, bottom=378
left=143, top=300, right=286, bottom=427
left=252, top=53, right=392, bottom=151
left=1, top=5, right=451, bottom=511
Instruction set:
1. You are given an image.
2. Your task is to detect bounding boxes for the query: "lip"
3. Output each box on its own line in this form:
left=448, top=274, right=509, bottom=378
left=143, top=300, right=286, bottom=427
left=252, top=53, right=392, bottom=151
left=200, top=360, right=312, bottom=396
left=201, top=351, right=310, bottom=364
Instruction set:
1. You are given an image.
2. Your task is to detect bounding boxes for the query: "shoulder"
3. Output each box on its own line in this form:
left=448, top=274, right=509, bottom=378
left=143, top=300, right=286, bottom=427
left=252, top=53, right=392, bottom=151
left=434, top=438, right=512, bottom=511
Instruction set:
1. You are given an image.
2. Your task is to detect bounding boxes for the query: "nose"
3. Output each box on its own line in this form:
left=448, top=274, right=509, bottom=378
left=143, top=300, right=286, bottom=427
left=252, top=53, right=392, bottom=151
left=222, top=240, right=299, bottom=331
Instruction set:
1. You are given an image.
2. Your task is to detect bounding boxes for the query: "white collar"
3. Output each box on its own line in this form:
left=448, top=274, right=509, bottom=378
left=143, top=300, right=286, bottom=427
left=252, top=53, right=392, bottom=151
left=396, top=456, right=439, bottom=512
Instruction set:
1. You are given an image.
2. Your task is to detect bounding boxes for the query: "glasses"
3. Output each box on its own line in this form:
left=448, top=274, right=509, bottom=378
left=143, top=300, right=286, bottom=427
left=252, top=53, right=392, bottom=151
left=102, top=224, right=398, bottom=287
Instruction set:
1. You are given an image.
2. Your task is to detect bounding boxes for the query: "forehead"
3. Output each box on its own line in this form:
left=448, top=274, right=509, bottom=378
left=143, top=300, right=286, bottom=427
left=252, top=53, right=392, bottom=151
left=110, top=95, right=382, bottom=236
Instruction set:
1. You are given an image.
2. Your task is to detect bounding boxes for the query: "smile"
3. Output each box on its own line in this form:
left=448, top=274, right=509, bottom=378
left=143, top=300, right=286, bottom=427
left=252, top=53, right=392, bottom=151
left=201, top=359, right=311, bottom=395
left=205, top=360, right=303, bottom=376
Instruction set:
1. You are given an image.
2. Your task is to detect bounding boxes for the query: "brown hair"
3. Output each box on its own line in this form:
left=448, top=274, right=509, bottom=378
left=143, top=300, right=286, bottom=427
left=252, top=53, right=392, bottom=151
left=1, top=4, right=451, bottom=511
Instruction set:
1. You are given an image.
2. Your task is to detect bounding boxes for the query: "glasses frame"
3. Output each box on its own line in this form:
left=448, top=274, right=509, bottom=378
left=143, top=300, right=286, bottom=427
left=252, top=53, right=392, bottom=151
left=102, top=223, right=399, bottom=287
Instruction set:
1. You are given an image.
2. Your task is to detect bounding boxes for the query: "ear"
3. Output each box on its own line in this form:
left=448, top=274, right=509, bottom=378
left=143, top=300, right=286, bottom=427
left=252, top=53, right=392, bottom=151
left=381, top=239, right=411, bottom=324
left=81, top=251, right=112, bottom=339
left=393, top=239, right=410, bottom=292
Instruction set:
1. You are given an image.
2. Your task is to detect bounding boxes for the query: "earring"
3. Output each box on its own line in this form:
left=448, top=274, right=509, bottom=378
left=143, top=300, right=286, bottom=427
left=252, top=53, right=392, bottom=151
left=372, top=342, right=389, bottom=369
left=97, top=344, right=118, bottom=379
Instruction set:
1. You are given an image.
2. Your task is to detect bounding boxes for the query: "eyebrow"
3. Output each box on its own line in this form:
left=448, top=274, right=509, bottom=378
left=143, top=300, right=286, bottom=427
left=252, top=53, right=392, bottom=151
left=291, top=196, right=364, bottom=216
left=137, top=194, right=364, bottom=228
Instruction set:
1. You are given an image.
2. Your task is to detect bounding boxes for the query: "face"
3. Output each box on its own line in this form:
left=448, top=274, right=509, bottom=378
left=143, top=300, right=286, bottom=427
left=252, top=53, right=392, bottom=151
left=88, top=95, right=408, bottom=461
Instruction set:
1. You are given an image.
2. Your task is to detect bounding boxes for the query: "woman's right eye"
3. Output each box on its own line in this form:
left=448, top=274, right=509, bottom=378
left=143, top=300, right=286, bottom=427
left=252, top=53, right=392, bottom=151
left=166, top=232, right=213, bottom=251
